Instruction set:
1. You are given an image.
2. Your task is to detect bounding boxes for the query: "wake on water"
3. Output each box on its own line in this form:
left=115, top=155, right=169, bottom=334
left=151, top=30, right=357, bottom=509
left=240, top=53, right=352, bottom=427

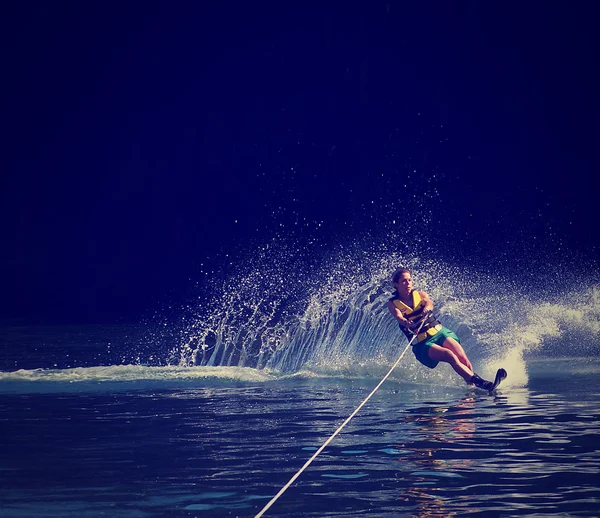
left=2, top=239, right=598, bottom=392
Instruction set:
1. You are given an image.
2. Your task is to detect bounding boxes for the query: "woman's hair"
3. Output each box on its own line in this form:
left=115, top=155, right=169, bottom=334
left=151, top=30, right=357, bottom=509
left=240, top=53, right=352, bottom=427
left=391, top=267, right=411, bottom=284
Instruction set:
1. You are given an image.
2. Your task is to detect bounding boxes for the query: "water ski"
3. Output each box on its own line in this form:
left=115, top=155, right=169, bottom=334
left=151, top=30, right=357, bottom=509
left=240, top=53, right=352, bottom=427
left=472, top=368, right=507, bottom=392
left=490, top=368, right=507, bottom=391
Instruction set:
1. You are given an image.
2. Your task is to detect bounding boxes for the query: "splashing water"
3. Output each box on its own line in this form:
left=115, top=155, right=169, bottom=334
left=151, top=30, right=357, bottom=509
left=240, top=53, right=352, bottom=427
left=2, top=237, right=598, bottom=390
left=145, top=239, right=599, bottom=389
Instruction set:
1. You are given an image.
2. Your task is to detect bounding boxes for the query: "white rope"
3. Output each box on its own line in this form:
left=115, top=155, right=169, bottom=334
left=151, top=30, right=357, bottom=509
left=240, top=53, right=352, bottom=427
left=255, top=319, right=427, bottom=518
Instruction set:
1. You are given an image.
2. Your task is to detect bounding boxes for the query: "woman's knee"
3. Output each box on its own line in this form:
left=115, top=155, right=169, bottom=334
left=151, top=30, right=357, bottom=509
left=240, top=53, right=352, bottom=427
left=444, top=351, right=461, bottom=367
left=443, top=338, right=470, bottom=362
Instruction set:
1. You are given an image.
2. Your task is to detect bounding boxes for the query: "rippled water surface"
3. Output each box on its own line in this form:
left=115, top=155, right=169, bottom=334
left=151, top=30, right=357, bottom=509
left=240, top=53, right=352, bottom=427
left=1, top=358, right=600, bottom=517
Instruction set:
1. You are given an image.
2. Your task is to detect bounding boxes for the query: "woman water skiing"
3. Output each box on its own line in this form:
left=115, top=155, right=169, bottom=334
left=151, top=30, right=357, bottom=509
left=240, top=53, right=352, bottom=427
left=387, top=267, right=505, bottom=390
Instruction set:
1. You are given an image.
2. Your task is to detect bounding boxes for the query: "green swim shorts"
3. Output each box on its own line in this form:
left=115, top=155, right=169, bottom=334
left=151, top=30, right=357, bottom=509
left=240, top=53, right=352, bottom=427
left=411, top=327, right=460, bottom=369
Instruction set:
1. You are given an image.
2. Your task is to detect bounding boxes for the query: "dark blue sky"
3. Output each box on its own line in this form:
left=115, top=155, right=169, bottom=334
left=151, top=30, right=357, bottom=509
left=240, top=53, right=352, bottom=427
left=2, top=2, right=598, bottom=324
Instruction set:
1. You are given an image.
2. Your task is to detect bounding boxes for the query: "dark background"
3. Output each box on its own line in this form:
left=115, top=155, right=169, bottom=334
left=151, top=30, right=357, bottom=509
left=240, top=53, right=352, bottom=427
left=2, top=2, right=598, bottom=324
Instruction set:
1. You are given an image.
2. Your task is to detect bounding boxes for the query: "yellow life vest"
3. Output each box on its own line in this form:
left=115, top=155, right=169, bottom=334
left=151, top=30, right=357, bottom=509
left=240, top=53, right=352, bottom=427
left=391, top=290, right=442, bottom=343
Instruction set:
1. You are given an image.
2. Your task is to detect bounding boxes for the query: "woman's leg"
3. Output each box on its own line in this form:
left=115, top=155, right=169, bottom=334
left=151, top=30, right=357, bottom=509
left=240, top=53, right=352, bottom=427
left=441, top=337, right=473, bottom=371
left=427, top=343, right=474, bottom=383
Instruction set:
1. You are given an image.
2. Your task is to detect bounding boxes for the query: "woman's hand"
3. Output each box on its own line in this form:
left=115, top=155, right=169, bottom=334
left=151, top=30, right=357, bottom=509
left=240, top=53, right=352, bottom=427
left=400, top=318, right=418, bottom=334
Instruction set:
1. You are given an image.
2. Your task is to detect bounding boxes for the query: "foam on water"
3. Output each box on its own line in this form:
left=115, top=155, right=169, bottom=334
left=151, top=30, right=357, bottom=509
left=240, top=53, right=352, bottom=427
left=0, top=365, right=277, bottom=393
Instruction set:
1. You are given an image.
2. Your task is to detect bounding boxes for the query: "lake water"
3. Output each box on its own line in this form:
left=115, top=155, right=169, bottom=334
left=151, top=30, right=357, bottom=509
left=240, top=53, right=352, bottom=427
left=1, top=354, right=599, bottom=517
left=2, top=265, right=599, bottom=516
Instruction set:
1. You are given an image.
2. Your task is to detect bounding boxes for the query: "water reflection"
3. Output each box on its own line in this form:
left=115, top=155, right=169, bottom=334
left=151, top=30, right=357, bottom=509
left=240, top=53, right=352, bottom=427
left=393, top=396, right=478, bottom=517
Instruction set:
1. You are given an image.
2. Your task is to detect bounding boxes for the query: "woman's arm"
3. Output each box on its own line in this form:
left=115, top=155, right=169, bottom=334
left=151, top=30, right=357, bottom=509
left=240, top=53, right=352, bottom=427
left=419, top=291, right=434, bottom=313
left=386, top=300, right=410, bottom=327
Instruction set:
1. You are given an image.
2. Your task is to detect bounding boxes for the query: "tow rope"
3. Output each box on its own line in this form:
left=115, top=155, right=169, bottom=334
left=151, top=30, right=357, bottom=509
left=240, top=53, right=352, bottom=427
left=255, top=317, right=428, bottom=517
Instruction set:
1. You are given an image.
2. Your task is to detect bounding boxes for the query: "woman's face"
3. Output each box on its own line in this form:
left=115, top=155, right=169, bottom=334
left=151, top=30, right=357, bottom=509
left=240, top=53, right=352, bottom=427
left=394, top=272, right=413, bottom=297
